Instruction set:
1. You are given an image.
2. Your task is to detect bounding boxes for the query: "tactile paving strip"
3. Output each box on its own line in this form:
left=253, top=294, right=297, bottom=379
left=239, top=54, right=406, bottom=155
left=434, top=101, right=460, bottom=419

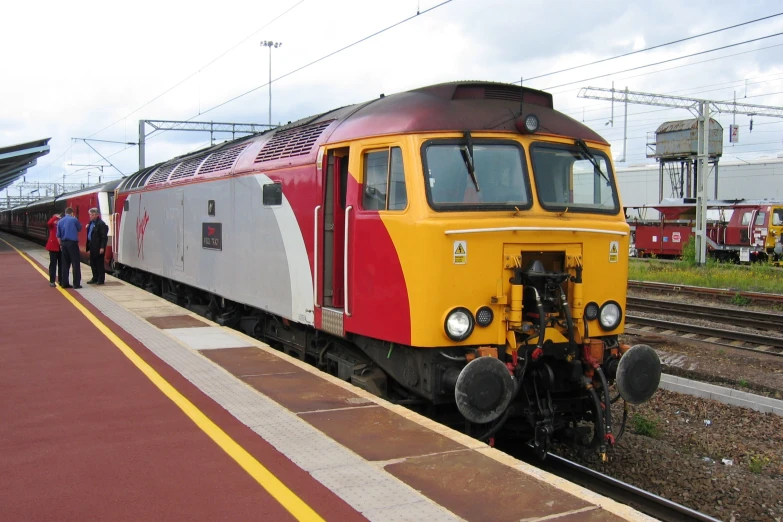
left=75, top=286, right=462, bottom=521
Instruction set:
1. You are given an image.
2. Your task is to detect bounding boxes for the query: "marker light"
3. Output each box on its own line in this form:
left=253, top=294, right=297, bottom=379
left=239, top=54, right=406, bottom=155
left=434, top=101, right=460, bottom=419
left=476, top=306, right=494, bottom=327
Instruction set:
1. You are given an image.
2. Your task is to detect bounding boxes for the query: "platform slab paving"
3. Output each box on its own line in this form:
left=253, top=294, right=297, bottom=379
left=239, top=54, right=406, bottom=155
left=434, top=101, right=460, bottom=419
left=15, top=238, right=652, bottom=522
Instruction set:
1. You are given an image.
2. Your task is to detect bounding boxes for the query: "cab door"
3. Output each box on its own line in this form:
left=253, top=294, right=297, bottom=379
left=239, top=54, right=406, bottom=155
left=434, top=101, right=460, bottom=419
left=316, top=147, right=350, bottom=336
left=750, top=208, right=768, bottom=249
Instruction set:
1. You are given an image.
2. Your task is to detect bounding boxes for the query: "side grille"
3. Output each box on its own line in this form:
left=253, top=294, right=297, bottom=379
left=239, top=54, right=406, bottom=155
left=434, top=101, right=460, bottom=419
left=169, top=156, right=205, bottom=181
left=199, top=144, right=249, bottom=175
left=255, top=120, right=332, bottom=163
left=146, top=163, right=178, bottom=185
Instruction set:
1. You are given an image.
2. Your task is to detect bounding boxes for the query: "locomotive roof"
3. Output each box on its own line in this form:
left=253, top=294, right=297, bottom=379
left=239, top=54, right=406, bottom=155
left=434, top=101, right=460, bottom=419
left=119, top=81, right=609, bottom=192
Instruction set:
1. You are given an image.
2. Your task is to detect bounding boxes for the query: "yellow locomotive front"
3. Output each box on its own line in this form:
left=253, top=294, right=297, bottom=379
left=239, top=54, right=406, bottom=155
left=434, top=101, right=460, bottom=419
left=379, top=124, right=660, bottom=457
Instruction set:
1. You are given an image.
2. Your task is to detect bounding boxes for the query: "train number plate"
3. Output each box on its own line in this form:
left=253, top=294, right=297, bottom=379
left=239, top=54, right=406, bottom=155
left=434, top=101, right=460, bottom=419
left=202, top=222, right=223, bottom=250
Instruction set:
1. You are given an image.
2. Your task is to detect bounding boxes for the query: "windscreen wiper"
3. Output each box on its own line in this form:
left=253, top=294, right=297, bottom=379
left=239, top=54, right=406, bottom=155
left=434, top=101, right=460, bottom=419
left=575, top=138, right=611, bottom=185
left=460, top=131, right=480, bottom=192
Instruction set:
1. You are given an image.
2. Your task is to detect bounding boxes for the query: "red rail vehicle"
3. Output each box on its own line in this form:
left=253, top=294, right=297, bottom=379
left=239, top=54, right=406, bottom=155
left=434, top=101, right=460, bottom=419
left=627, top=199, right=783, bottom=262
left=0, top=180, right=120, bottom=270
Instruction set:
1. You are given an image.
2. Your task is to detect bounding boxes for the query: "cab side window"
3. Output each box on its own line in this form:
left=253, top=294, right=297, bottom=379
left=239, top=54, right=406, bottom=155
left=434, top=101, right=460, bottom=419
left=740, top=211, right=752, bottom=226
left=362, top=147, right=407, bottom=211
left=773, top=209, right=783, bottom=226
left=754, top=211, right=766, bottom=226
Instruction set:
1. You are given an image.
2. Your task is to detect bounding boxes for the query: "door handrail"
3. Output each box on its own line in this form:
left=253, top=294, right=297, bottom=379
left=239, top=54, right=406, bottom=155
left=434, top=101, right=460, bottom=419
left=314, top=205, right=320, bottom=308
left=344, top=205, right=352, bottom=316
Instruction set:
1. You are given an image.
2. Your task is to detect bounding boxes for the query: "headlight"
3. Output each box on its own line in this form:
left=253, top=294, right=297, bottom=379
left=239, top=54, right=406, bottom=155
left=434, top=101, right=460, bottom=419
left=599, top=301, right=622, bottom=330
left=445, top=307, right=474, bottom=341
left=524, top=114, right=539, bottom=133
left=584, top=302, right=599, bottom=321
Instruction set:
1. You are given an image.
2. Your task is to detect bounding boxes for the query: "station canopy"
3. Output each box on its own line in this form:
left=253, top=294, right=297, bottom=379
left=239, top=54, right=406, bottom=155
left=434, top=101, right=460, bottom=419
left=0, top=138, right=51, bottom=192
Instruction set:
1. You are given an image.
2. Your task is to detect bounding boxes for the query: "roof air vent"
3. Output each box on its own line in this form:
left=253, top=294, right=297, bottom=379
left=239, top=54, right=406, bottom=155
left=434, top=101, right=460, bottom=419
left=255, top=120, right=333, bottom=163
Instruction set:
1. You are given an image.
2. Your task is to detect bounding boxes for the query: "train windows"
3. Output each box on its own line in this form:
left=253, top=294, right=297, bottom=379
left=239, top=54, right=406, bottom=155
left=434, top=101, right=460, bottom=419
left=754, top=212, right=766, bottom=226
left=363, top=151, right=388, bottom=210
left=422, top=140, right=529, bottom=211
left=362, top=147, right=407, bottom=211
left=530, top=143, right=619, bottom=214
left=740, top=212, right=752, bottom=226
left=773, top=209, right=783, bottom=226
left=263, top=182, right=283, bottom=206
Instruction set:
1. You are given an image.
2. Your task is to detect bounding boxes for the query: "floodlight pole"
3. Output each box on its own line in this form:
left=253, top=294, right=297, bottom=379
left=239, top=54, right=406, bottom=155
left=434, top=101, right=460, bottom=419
left=261, top=40, right=283, bottom=127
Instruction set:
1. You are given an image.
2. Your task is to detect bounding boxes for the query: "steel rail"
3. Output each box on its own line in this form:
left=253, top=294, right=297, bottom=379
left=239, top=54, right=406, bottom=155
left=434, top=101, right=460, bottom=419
left=628, top=280, right=783, bottom=306
left=625, top=315, right=783, bottom=355
left=627, top=297, right=783, bottom=332
left=537, top=452, right=722, bottom=522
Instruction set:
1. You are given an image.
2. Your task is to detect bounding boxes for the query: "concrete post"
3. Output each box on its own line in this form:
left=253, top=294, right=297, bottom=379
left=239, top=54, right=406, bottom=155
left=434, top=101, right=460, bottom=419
left=695, top=101, right=710, bottom=265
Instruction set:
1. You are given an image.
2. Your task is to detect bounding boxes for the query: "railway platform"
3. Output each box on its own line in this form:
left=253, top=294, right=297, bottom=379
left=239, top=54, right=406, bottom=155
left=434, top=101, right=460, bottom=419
left=0, top=232, right=652, bottom=522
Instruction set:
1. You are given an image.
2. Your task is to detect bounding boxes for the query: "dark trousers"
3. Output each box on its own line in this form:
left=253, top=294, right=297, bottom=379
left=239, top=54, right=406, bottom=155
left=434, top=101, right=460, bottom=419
left=89, top=249, right=106, bottom=283
left=61, top=240, right=81, bottom=287
left=48, top=250, right=63, bottom=284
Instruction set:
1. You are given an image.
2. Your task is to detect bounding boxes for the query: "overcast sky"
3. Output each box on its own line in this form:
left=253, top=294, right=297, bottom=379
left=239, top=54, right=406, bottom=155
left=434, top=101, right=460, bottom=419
left=3, top=0, right=783, bottom=196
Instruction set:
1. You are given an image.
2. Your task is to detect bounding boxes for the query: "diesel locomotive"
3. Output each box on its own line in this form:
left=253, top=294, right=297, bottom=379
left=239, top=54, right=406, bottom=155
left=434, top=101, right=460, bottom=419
left=2, top=81, right=661, bottom=457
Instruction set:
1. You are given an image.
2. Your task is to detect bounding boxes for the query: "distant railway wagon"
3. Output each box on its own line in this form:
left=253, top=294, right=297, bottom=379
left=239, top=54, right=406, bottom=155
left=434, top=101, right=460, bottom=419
left=628, top=200, right=783, bottom=262
left=0, top=180, right=120, bottom=270
left=2, top=81, right=662, bottom=459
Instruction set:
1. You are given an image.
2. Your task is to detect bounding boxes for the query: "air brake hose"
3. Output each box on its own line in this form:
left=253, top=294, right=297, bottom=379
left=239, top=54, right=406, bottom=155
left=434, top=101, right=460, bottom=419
left=559, top=291, right=578, bottom=357
left=587, top=385, right=606, bottom=455
left=596, top=366, right=614, bottom=444
left=532, top=287, right=546, bottom=359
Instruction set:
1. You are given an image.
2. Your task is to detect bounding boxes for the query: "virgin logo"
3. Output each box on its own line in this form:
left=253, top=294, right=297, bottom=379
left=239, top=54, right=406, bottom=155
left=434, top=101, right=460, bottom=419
left=136, top=197, right=150, bottom=259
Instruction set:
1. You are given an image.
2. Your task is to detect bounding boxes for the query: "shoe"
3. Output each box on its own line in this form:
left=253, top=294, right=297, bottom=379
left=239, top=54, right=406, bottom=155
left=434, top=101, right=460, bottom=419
left=86, top=280, right=97, bottom=285
left=50, top=283, right=56, bottom=287
left=96, top=281, right=105, bottom=285
left=73, top=285, right=83, bottom=290
left=61, top=284, right=73, bottom=289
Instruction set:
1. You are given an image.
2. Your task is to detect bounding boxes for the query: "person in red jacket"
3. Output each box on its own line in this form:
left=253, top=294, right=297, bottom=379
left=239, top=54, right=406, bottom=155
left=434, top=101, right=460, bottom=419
left=46, top=213, right=63, bottom=287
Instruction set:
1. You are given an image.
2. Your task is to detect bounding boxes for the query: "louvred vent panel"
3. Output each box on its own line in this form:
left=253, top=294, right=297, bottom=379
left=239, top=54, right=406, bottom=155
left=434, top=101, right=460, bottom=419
left=169, top=156, right=205, bottom=181
left=146, top=163, right=178, bottom=185
left=255, top=121, right=332, bottom=163
left=199, top=144, right=249, bottom=175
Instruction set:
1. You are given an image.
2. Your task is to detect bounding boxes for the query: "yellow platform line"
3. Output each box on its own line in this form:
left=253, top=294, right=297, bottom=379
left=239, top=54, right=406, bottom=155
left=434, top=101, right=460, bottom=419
left=0, top=237, right=324, bottom=522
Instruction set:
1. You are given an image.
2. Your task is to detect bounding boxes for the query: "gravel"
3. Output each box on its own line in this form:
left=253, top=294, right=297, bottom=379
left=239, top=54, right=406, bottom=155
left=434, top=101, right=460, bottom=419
left=556, top=391, right=783, bottom=522
left=549, top=290, right=783, bottom=521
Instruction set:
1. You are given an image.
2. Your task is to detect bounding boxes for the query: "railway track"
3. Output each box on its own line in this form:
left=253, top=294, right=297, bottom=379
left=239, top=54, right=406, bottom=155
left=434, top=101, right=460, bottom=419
left=628, top=280, right=783, bottom=307
left=624, top=315, right=783, bottom=356
left=627, top=296, right=783, bottom=333
left=515, top=450, right=720, bottom=522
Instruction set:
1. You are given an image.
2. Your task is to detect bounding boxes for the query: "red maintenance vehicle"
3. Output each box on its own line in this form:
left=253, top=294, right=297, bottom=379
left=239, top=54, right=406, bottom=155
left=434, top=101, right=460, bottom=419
left=627, top=199, right=783, bottom=262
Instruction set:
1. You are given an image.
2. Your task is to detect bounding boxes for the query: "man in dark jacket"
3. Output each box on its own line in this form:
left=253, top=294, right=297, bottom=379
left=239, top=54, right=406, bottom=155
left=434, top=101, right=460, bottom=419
left=86, top=208, right=109, bottom=285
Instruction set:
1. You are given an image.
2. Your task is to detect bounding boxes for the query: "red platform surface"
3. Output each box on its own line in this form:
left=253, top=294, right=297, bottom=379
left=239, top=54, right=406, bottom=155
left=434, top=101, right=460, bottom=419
left=0, top=240, right=364, bottom=521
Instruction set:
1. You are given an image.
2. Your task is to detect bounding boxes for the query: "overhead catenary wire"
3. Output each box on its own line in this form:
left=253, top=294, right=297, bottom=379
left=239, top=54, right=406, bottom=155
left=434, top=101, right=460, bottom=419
left=540, top=31, right=783, bottom=91
left=85, top=0, right=307, bottom=140
left=514, top=11, right=783, bottom=84
left=141, top=0, right=454, bottom=148
left=189, top=0, right=454, bottom=120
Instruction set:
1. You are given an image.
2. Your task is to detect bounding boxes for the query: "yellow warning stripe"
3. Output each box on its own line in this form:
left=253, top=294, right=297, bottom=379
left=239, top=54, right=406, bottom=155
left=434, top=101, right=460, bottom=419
left=0, top=237, right=324, bottom=522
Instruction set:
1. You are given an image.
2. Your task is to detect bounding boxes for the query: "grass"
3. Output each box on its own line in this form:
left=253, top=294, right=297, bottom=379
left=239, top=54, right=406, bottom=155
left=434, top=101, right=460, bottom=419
left=629, top=239, right=783, bottom=295
left=630, top=413, right=661, bottom=438
left=738, top=378, right=749, bottom=388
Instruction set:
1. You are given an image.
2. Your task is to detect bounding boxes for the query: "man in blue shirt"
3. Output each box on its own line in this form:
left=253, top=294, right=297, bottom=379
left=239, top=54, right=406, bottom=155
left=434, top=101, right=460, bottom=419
left=56, top=207, right=83, bottom=289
